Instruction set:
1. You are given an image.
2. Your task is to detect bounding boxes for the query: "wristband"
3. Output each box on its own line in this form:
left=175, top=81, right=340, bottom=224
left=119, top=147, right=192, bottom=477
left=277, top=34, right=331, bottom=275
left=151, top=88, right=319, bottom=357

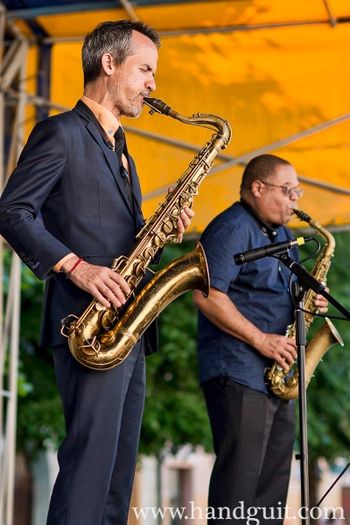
left=66, top=257, right=83, bottom=275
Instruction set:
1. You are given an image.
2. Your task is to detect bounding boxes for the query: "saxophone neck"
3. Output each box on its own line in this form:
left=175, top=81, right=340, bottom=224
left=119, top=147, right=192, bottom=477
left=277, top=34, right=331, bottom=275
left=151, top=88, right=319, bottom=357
left=293, top=208, right=336, bottom=253
left=144, top=97, right=232, bottom=148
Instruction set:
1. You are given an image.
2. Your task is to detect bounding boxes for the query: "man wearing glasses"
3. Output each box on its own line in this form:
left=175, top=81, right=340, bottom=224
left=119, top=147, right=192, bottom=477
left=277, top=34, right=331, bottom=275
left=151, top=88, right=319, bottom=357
left=193, top=154, right=327, bottom=524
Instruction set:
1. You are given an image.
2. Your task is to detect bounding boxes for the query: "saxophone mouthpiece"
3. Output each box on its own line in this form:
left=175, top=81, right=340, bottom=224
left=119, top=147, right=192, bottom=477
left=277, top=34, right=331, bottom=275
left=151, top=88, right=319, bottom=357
left=293, top=208, right=311, bottom=222
left=144, top=97, right=172, bottom=116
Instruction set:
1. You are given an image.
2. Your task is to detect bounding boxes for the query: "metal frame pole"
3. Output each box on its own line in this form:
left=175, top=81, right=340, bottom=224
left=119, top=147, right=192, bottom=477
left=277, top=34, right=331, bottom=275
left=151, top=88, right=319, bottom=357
left=0, top=7, right=28, bottom=523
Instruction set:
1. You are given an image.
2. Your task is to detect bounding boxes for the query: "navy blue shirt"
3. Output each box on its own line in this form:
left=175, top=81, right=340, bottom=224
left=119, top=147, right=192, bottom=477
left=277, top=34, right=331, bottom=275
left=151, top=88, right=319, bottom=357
left=197, top=201, right=298, bottom=395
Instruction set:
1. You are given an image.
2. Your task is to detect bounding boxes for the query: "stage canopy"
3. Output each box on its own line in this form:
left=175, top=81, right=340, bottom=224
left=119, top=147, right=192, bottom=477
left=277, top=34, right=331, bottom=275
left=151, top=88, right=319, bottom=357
left=2, top=0, right=350, bottom=232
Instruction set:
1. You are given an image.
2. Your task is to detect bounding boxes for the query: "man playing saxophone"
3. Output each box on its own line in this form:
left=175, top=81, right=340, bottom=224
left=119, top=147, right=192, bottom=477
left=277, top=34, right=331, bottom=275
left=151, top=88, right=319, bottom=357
left=0, top=20, right=193, bottom=525
left=193, top=154, right=328, bottom=524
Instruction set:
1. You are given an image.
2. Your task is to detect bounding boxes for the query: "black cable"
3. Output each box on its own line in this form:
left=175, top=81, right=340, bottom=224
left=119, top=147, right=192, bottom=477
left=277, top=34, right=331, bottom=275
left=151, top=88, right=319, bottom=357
left=299, top=237, right=321, bottom=264
left=288, top=237, right=321, bottom=298
left=298, top=308, right=350, bottom=322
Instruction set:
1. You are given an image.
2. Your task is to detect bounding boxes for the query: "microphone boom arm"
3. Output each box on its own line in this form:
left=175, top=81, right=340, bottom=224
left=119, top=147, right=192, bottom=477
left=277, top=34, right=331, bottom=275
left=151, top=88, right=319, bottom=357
left=276, top=253, right=350, bottom=320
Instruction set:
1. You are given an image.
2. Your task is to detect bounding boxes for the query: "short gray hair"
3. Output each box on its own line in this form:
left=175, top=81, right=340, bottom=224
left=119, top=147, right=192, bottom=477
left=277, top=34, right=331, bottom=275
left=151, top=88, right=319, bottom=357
left=82, top=20, right=160, bottom=86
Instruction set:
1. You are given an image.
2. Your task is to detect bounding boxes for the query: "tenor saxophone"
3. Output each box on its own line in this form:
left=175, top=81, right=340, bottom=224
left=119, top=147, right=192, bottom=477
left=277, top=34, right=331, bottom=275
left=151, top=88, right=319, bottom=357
left=62, top=98, right=232, bottom=370
left=265, top=209, right=343, bottom=399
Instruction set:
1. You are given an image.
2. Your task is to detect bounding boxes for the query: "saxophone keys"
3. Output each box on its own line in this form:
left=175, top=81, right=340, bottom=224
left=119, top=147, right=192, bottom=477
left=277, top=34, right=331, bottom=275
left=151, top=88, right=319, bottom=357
left=170, top=207, right=180, bottom=217
left=81, top=336, right=101, bottom=356
left=111, top=255, right=126, bottom=271
left=60, top=314, right=80, bottom=337
left=100, top=330, right=117, bottom=347
left=180, top=198, right=192, bottom=208
left=95, top=302, right=106, bottom=311
left=134, top=262, right=146, bottom=278
left=100, top=309, right=118, bottom=331
left=154, top=232, right=167, bottom=245
left=163, top=218, right=176, bottom=234
left=166, top=234, right=181, bottom=244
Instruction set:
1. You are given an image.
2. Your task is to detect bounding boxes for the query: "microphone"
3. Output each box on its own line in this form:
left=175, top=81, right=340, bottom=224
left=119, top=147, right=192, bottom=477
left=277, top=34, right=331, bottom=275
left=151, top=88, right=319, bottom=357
left=234, top=236, right=313, bottom=265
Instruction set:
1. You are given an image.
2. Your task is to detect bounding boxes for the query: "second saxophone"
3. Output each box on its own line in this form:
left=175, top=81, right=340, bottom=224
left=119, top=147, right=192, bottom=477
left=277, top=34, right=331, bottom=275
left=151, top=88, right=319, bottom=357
left=265, top=208, right=343, bottom=399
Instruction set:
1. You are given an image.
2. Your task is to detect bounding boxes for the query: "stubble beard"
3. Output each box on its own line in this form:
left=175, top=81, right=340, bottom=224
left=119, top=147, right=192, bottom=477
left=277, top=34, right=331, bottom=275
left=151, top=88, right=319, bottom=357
left=111, top=86, right=142, bottom=118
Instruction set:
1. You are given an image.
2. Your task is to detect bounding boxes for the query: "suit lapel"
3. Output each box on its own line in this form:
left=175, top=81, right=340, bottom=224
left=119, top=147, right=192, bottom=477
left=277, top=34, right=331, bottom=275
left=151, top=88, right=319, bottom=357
left=73, top=103, right=135, bottom=216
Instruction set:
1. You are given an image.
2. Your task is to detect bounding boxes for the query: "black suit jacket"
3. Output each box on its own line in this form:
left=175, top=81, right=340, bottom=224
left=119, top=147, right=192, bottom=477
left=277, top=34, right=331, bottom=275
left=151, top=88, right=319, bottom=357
left=0, top=101, right=158, bottom=352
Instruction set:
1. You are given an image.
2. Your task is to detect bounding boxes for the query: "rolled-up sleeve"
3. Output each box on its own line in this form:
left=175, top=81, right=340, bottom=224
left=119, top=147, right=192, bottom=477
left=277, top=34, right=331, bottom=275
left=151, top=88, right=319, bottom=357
left=201, top=220, right=247, bottom=293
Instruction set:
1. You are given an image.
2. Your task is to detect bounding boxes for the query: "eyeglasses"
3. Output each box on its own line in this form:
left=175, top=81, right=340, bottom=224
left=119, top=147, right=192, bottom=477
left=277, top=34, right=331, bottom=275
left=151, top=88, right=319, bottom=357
left=258, top=180, right=304, bottom=199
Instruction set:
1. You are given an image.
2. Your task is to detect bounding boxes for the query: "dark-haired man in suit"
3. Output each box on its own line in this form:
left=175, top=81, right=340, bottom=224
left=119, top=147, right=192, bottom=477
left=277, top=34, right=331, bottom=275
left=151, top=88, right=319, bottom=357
left=0, top=20, right=193, bottom=525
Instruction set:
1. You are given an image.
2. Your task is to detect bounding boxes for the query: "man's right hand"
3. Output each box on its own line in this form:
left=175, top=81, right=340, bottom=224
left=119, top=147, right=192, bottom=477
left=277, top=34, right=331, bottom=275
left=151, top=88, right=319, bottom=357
left=62, top=258, right=131, bottom=309
left=257, top=333, right=297, bottom=372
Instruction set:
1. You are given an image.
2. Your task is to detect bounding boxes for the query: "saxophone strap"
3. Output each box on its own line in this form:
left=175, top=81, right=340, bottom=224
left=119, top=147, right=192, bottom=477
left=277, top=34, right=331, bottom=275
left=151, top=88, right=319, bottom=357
left=114, top=128, right=140, bottom=210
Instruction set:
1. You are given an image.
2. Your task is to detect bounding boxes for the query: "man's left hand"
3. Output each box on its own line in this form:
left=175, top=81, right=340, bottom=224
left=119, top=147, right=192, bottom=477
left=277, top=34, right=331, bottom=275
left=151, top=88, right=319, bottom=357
left=315, top=293, right=328, bottom=314
left=177, top=206, right=195, bottom=242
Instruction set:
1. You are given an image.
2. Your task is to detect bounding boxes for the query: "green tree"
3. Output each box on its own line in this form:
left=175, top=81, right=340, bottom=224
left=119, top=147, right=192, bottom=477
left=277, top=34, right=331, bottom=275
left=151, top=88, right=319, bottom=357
left=141, top=241, right=212, bottom=455
left=6, top=230, right=350, bottom=503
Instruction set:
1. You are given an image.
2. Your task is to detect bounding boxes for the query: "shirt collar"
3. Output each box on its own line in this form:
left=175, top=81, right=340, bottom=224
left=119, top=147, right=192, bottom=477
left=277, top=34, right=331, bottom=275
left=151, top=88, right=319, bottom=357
left=240, top=198, right=279, bottom=242
left=81, top=95, right=121, bottom=149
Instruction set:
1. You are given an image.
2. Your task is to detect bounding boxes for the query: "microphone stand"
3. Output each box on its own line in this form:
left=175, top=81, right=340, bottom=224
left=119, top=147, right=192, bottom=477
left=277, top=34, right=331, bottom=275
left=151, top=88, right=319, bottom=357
left=291, top=279, right=310, bottom=524
left=275, top=252, right=350, bottom=523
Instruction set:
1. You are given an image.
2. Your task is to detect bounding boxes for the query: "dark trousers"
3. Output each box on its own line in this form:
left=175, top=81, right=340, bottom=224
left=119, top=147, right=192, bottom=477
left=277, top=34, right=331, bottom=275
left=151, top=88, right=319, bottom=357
left=46, top=341, right=145, bottom=525
left=203, top=378, right=295, bottom=524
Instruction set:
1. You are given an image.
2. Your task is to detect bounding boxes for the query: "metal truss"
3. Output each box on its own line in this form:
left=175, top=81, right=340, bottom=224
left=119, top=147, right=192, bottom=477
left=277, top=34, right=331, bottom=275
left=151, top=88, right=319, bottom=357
left=0, top=7, right=28, bottom=525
